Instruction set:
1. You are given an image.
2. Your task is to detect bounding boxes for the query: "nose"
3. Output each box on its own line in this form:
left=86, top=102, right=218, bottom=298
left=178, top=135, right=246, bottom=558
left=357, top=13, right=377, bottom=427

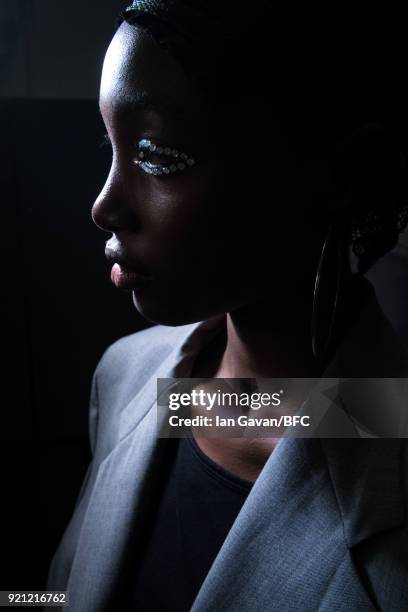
left=92, top=167, right=137, bottom=234
left=92, top=171, right=121, bottom=233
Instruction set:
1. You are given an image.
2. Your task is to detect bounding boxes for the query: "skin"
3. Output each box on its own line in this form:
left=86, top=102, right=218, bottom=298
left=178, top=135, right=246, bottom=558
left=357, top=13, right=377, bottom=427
left=94, top=23, right=368, bottom=480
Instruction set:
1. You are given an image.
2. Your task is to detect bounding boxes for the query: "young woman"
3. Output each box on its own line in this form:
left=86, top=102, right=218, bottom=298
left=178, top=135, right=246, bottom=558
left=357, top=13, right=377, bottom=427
left=48, top=2, right=408, bottom=610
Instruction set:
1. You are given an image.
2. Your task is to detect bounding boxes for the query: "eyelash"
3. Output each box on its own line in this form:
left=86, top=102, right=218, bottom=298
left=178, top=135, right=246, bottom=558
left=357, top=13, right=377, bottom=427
left=99, top=134, right=196, bottom=177
left=132, top=139, right=196, bottom=177
left=100, top=133, right=112, bottom=148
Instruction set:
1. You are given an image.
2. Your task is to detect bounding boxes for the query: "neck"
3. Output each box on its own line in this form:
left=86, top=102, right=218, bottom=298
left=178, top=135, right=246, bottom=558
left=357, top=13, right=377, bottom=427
left=202, top=275, right=368, bottom=380
left=219, top=301, right=319, bottom=379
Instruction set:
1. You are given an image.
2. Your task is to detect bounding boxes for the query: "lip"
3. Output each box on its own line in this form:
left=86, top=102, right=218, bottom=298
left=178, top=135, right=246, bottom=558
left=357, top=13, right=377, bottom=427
left=105, top=242, right=152, bottom=290
left=110, top=262, right=152, bottom=290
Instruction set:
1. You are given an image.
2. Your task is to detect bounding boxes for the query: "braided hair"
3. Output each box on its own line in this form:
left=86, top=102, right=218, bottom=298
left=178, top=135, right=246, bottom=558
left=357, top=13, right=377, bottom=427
left=121, top=1, right=408, bottom=273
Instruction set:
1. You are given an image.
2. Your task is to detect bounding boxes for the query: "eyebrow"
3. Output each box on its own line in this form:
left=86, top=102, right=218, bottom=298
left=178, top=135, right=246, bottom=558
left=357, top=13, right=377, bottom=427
left=102, top=90, right=186, bottom=119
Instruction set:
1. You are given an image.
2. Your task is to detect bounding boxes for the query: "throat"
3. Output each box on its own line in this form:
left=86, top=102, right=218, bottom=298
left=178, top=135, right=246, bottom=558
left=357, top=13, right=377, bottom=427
left=192, top=436, right=279, bottom=482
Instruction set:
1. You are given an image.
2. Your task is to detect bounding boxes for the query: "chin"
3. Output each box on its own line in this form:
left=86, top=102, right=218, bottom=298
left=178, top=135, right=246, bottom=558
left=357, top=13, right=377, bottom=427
left=132, top=291, right=201, bottom=326
left=131, top=289, right=225, bottom=327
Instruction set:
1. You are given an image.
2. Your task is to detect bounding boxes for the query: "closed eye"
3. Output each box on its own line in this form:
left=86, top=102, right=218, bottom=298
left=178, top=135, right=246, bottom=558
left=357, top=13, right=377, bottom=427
left=133, top=138, right=195, bottom=177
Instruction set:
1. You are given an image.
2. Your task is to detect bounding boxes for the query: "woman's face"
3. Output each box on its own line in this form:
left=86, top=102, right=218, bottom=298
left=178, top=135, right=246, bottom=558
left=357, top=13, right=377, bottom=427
left=94, top=22, right=316, bottom=325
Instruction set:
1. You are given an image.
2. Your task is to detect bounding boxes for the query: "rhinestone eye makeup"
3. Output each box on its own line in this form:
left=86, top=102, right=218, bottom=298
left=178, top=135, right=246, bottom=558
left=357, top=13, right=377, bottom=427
left=133, top=139, right=196, bottom=176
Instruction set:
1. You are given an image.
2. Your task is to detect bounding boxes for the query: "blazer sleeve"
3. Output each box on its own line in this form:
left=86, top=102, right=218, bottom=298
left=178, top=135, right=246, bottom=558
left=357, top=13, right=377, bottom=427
left=46, top=370, right=100, bottom=591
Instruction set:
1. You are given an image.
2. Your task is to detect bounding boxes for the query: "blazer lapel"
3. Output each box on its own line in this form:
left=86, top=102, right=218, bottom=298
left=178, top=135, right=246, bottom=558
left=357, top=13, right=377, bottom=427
left=66, top=381, right=169, bottom=611
left=321, top=439, right=405, bottom=548
left=65, top=316, right=224, bottom=611
left=317, top=438, right=405, bottom=611
left=190, top=436, right=378, bottom=612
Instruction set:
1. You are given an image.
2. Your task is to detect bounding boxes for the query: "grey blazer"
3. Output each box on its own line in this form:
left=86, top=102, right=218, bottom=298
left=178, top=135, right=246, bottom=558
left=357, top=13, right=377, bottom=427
left=47, top=291, right=408, bottom=611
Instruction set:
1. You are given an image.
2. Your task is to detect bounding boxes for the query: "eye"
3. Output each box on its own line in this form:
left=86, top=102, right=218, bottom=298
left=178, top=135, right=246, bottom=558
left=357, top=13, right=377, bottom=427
left=132, top=139, right=196, bottom=176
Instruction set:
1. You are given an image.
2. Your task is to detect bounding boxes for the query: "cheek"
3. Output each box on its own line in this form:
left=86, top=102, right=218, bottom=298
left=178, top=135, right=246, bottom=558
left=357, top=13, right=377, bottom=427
left=134, top=169, right=247, bottom=265
left=130, top=159, right=296, bottom=293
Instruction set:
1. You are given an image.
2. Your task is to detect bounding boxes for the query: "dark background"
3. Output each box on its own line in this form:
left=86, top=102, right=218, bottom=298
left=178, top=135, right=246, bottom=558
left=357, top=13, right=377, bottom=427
left=1, top=0, right=408, bottom=591
left=0, top=0, right=148, bottom=589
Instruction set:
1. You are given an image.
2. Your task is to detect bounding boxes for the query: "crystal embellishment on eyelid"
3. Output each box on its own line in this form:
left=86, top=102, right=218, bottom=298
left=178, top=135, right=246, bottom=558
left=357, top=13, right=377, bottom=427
left=132, top=139, right=196, bottom=176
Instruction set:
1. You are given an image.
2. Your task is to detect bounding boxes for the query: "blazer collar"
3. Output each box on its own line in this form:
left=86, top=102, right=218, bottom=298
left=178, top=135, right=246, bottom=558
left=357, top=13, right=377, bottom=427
left=118, top=314, right=225, bottom=440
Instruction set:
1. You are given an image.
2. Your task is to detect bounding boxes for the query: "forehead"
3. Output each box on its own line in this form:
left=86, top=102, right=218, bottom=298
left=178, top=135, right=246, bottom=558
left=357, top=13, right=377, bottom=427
left=100, top=22, right=204, bottom=121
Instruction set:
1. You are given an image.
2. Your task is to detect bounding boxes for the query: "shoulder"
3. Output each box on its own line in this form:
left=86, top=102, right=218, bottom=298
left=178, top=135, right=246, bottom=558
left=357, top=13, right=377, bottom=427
left=97, top=324, right=172, bottom=378
left=95, top=322, right=195, bottom=390
left=90, top=322, right=196, bottom=450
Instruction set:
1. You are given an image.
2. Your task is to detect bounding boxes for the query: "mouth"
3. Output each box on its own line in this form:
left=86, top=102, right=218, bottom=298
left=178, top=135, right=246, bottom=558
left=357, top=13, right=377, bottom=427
left=105, top=243, right=152, bottom=291
left=110, top=262, right=152, bottom=290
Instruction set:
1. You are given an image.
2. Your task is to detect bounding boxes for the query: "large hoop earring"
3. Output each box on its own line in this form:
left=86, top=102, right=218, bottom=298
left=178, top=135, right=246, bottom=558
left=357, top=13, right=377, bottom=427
left=311, top=224, right=343, bottom=359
